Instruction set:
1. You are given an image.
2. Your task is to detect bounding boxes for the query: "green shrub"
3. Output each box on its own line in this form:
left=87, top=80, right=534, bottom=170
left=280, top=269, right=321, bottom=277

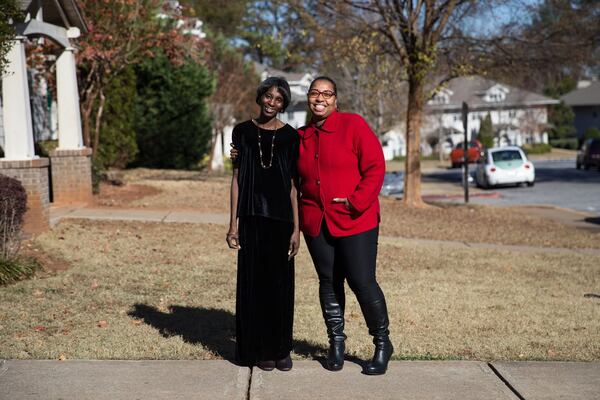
left=34, top=140, right=58, bottom=157
left=584, top=127, right=600, bottom=140
left=392, top=154, right=440, bottom=161
left=550, top=138, right=578, bottom=150
left=522, top=143, right=552, bottom=154
left=133, top=52, right=214, bottom=169
left=95, top=66, right=138, bottom=169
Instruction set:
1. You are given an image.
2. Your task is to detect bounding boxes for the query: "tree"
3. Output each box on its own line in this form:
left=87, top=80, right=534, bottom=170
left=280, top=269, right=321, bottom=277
left=95, top=66, right=138, bottom=169
left=134, top=52, right=214, bottom=169
left=478, top=114, right=494, bottom=149
left=308, top=1, right=477, bottom=207
left=544, top=78, right=577, bottom=141
left=77, top=0, right=207, bottom=160
left=0, top=0, right=20, bottom=75
left=502, top=0, right=600, bottom=91
left=206, top=33, right=259, bottom=171
left=180, top=0, right=248, bottom=37
left=239, top=1, right=321, bottom=70
left=321, top=20, right=407, bottom=135
left=295, top=0, right=598, bottom=207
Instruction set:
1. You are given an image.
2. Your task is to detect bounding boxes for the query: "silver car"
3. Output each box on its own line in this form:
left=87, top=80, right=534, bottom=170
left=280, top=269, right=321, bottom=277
left=380, top=172, right=404, bottom=196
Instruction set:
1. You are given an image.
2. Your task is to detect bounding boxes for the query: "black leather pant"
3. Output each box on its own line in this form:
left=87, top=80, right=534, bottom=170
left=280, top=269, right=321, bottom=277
left=306, top=223, right=384, bottom=304
left=304, top=223, right=387, bottom=341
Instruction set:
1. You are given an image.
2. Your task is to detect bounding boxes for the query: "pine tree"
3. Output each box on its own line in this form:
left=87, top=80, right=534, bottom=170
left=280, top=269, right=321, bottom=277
left=478, top=114, right=494, bottom=149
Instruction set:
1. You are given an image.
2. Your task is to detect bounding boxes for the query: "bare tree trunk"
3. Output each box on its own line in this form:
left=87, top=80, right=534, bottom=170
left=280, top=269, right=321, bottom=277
left=81, top=88, right=97, bottom=148
left=403, top=74, right=426, bottom=208
left=92, top=90, right=106, bottom=159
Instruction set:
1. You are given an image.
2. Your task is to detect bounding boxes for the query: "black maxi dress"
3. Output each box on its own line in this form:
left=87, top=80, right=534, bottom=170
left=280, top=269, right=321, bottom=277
left=232, top=120, right=299, bottom=365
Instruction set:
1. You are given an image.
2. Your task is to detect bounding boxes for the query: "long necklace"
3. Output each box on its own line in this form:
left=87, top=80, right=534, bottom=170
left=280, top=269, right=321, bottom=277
left=256, top=121, right=277, bottom=169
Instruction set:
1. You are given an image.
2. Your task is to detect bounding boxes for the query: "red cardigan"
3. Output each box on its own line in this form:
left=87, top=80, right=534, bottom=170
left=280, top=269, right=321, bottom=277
left=297, top=111, right=385, bottom=237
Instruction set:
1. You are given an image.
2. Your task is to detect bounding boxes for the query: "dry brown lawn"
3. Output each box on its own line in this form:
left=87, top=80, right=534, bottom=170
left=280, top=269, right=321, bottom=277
left=379, top=199, right=600, bottom=249
left=94, top=169, right=600, bottom=250
left=94, top=168, right=230, bottom=212
left=1, top=219, right=598, bottom=361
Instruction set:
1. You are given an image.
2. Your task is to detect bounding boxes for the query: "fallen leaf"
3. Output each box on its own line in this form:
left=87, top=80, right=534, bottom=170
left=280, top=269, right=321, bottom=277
left=97, top=320, right=108, bottom=328
left=58, top=354, right=67, bottom=361
left=132, top=319, right=142, bottom=326
left=34, top=325, right=46, bottom=332
left=90, top=280, right=99, bottom=290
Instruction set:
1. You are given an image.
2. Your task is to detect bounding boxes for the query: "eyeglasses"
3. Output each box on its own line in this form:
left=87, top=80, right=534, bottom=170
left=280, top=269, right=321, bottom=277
left=308, top=89, right=336, bottom=99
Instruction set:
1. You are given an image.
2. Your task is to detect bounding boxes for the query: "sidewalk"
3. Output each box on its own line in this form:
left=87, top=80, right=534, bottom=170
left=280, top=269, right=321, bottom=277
left=49, top=205, right=600, bottom=255
left=1, top=359, right=598, bottom=399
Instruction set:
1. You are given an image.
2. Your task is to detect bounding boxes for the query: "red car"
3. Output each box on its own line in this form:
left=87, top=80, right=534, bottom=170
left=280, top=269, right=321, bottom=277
left=450, top=140, right=483, bottom=168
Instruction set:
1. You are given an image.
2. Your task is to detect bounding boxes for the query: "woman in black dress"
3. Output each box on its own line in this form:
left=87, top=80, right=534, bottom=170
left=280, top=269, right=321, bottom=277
left=226, top=77, right=300, bottom=371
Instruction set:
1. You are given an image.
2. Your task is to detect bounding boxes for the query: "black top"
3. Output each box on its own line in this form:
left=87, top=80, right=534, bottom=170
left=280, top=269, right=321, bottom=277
left=233, top=120, right=299, bottom=222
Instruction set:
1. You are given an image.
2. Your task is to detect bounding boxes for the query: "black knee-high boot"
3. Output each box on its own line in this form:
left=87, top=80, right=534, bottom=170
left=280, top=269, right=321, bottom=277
left=360, top=298, right=393, bottom=375
left=320, top=291, right=346, bottom=371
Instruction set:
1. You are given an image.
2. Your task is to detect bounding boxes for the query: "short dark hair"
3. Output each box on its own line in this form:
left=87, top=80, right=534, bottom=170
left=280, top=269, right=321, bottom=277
left=256, top=77, right=291, bottom=112
left=309, top=76, right=338, bottom=95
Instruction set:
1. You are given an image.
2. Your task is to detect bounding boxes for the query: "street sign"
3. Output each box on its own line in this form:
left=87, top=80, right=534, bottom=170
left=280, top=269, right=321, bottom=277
left=462, top=102, right=469, bottom=203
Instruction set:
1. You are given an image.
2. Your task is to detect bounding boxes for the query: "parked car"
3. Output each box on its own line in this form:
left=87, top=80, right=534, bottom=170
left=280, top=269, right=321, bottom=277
left=380, top=171, right=404, bottom=196
left=475, top=146, right=535, bottom=189
left=576, top=138, right=600, bottom=170
left=450, top=140, right=483, bottom=168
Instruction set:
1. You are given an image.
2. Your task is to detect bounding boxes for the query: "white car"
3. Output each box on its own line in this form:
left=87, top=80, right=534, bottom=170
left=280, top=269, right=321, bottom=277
left=475, top=146, right=535, bottom=189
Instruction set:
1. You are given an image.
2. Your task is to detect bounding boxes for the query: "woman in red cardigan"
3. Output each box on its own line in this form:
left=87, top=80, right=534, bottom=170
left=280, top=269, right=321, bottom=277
left=298, top=76, right=392, bottom=375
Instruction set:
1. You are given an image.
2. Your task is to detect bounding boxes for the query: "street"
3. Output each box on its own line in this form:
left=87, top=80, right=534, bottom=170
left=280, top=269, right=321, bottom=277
left=423, top=159, right=600, bottom=215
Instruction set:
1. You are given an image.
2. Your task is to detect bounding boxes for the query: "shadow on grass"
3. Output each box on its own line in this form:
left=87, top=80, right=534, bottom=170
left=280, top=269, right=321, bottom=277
left=128, top=304, right=363, bottom=367
left=583, top=217, right=600, bottom=226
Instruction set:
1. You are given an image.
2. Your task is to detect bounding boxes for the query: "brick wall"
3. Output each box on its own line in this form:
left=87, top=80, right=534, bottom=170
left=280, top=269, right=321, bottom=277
left=0, top=158, right=50, bottom=235
left=49, top=148, right=93, bottom=205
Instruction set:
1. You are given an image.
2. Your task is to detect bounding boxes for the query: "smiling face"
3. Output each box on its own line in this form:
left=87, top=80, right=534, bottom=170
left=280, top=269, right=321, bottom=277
left=308, top=79, right=337, bottom=123
left=259, top=86, right=285, bottom=119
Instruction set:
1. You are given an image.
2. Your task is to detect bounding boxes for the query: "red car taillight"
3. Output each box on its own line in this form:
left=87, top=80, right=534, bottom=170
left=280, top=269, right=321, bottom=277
left=490, top=167, right=496, bottom=172
left=524, top=164, right=530, bottom=169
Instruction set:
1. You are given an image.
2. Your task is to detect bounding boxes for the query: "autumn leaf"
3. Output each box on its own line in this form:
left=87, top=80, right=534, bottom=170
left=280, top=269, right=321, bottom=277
left=58, top=354, right=67, bottom=361
left=34, top=325, right=46, bottom=332
left=97, top=320, right=108, bottom=328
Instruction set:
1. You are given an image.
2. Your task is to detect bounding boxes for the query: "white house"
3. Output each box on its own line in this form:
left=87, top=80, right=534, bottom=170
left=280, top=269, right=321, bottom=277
left=381, top=126, right=406, bottom=160
left=423, top=76, right=559, bottom=152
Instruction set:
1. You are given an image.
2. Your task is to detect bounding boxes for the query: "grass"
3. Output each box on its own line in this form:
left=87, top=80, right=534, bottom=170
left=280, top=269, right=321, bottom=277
left=0, top=256, right=39, bottom=286
left=93, top=169, right=600, bottom=250
left=1, top=219, right=598, bottom=361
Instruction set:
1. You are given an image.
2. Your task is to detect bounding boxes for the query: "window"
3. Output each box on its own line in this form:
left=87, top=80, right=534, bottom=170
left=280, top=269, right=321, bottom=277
left=509, top=110, right=516, bottom=118
left=492, top=150, right=523, bottom=162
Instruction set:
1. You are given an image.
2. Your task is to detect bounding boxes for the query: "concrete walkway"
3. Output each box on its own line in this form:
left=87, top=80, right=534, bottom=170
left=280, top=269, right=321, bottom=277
left=1, top=359, right=598, bottom=400
left=49, top=206, right=600, bottom=256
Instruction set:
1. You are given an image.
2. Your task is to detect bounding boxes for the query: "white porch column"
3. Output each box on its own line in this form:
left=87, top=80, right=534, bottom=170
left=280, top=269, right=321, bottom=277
left=56, top=47, right=83, bottom=149
left=1, top=37, right=35, bottom=160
